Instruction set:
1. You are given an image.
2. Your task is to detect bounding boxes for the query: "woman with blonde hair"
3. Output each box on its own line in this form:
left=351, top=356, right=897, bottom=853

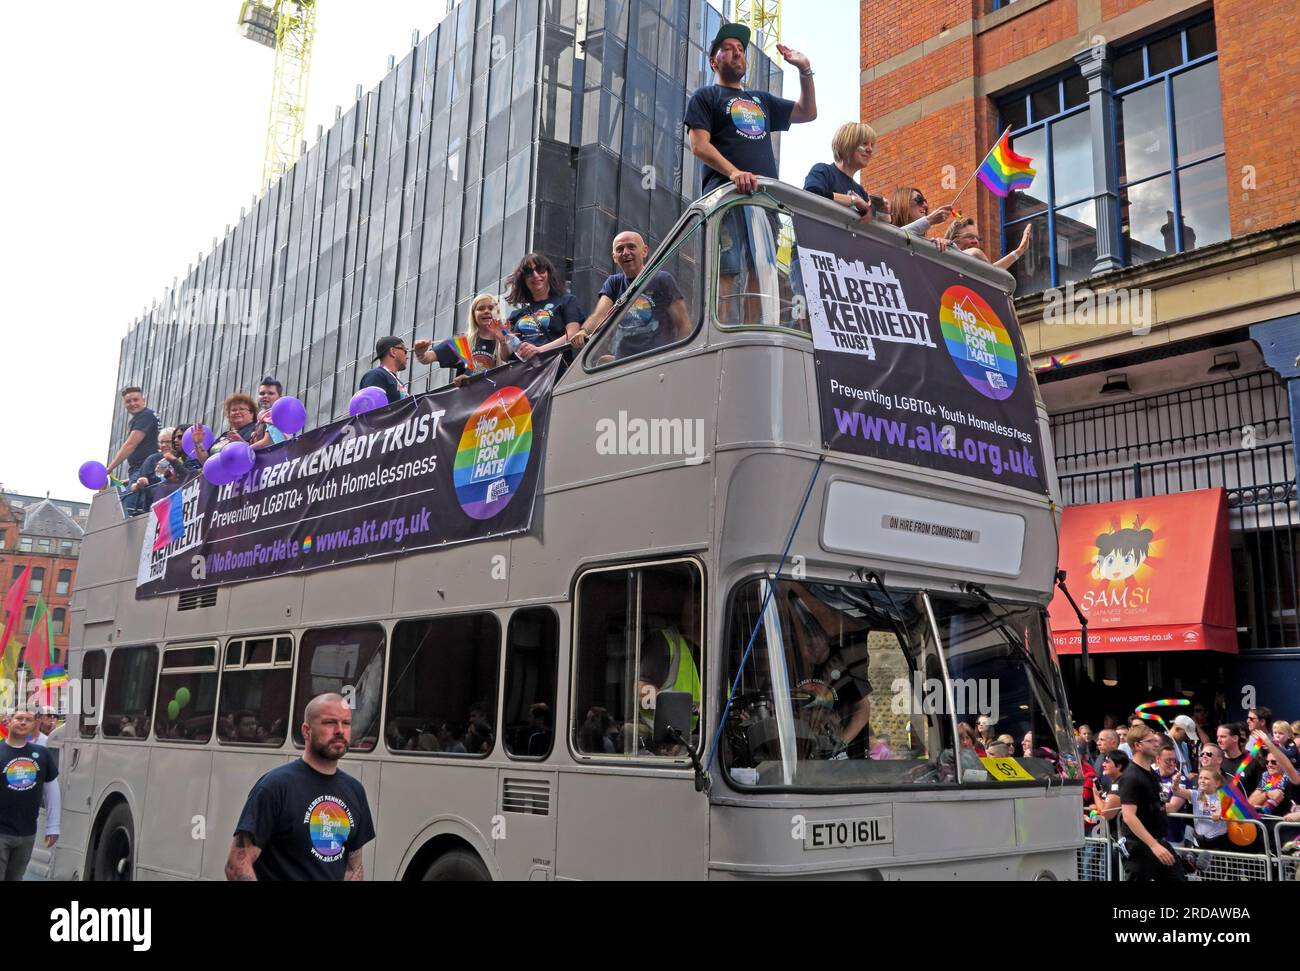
left=414, top=292, right=514, bottom=386
left=803, top=121, right=882, bottom=220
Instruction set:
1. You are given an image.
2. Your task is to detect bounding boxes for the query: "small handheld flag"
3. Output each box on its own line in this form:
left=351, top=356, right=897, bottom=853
left=975, top=128, right=1037, bottom=198
left=447, top=335, right=478, bottom=371
left=152, top=490, right=186, bottom=552
left=1217, top=784, right=1259, bottom=822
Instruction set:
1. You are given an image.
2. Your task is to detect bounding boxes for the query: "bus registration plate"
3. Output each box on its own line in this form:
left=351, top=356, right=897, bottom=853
left=803, top=817, right=893, bottom=851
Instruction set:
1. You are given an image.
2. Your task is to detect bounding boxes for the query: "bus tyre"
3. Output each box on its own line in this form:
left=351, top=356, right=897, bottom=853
left=93, top=804, right=135, bottom=882
left=421, top=849, right=491, bottom=881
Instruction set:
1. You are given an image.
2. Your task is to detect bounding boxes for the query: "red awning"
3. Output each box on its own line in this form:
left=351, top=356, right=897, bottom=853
left=1048, top=488, right=1237, bottom=655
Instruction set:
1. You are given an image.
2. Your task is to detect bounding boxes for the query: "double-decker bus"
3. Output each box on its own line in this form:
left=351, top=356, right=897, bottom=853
left=56, top=178, right=1080, bottom=881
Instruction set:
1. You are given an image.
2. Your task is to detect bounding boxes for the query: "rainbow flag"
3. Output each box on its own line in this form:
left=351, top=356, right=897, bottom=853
left=976, top=128, right=1037, bottom=198
left=0, top=564, right=31, bottom=683
left=22, top=594, right=51, bottom=681
left=152, top=489, right=186, bottom=551
left=1233, top=736, right=1263, bottom=784
left=441, top=335, right=478, bottom=371
left=1218, top=784, right=1260, bottom=822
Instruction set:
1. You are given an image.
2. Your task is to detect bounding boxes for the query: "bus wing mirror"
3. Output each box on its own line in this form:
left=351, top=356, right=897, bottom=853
left=653, top=690, right=693, bottom=746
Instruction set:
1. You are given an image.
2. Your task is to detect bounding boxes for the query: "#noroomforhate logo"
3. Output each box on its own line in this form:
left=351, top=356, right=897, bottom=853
left=939, top=285, right=1018, bottom=401
left=454, top=386, right=535, bottom=519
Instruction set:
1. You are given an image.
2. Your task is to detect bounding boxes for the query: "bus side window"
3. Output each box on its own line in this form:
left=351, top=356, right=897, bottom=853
left=385, top=614, right=500, bottom=756
left=573, top=561, right=704, bottom=758
left=218, top=635, right=293, bottom=747
left=154, top=644, right=218, bottom=744
left=78, top=649, right=106, bottom=739
left=293, top=626, right=386, bottom=752
left=714, top=205, right=807, bottom=332
left=100, top=645, right=159, bottom=741
left=502, top=608, right=559, bottom=759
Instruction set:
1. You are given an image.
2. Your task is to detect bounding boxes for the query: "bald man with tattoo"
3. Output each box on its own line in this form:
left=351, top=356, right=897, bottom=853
left=226, top=693, right=375, bottom=881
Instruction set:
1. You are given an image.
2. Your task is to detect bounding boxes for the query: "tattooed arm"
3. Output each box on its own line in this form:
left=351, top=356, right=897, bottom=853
left=345, top=849, right=365, bottom=881
left=225, top=832, right=261, bottom=881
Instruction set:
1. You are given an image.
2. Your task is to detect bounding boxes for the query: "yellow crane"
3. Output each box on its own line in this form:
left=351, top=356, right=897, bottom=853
left=733, top=0, right=781, bottom=56
left=237, top=0, right=318, bottom=189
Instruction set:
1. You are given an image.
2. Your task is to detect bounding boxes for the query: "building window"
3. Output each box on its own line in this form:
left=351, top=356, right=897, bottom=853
left=30, top=567, right=44, bottom=593
left=19, top=537, right=31, bottom=552
left=997, top=17, right=1225, bottom=291
left=37, top=538, right=51, bottom=551
left=11, top=565, right=22, bottom=584
left=52, top=608, right=65, bottom=635
left=60, top=540, right=74, bottom=553
left=57, top=569, right=72, bottom=595
left=23, top=606, right=35, bottom=632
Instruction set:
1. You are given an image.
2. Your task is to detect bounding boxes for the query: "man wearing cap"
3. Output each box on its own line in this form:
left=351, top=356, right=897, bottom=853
left=1169, top=714, right=1199, bottom=775
left=359, top=337, right=411, bottom=406
left=685, top=23, right=815, bottom=197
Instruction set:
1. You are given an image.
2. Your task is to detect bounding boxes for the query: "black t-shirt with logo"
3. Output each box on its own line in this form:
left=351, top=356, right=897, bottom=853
left=0, top=742, right=58, bottom=838
left=508, top=293, right=585, bottom=348
left=1118, top=762, right=1166, bottom=844
left=235, top=759, right=376, bottom=881
left=599, top=270, right=686, bottom=358
left=684, top=84, right=795, bottom=194
left=127, top=408, right=162, bottom=472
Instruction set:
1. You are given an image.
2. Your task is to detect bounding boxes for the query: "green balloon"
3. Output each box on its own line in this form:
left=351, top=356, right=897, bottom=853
left=175, top=686, right=191, bottom=709
left=167, top=700, right=180, bottom=720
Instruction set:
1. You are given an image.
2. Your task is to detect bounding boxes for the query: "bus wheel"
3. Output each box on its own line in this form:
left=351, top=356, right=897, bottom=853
left=421, top=848, right=491, bottom=881
left=93, top=804, right=135, bottom=882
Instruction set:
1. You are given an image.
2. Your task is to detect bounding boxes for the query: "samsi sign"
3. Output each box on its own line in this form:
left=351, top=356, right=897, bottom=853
left=1047, top=489, right=1237, bottom=654
left=135, top=357, right=559, bottom=598
left=794, top=215, right=1047, bottom=492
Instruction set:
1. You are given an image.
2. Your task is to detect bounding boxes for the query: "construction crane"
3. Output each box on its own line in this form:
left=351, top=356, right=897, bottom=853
left=733, top=0, right=781, bottom=56
left=237, top=0, right=318, bottom=189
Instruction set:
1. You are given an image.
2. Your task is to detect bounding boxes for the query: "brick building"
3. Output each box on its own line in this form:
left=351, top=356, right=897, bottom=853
left=860, top=0, right=1300, bottom=721
left=0, top=492, right=85, bottom=669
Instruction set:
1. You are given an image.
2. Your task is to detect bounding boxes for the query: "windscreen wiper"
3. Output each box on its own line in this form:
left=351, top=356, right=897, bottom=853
left=1053, top=569, right=1089, bottom=663
left=863, top=572, right=919, bottom=660
left=962, top=582, right=1060, bottom=706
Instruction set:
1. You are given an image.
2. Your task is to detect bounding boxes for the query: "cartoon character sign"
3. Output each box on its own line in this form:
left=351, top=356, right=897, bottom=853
left=1091, top=515, right=1155, bottom=583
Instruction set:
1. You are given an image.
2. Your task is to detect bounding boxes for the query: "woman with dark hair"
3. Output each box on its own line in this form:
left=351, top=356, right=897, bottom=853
left=503, top=252, right=585, bottom=362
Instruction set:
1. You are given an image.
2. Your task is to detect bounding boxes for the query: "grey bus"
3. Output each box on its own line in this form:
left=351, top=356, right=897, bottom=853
left=56, top=178, right=1081, bottom=881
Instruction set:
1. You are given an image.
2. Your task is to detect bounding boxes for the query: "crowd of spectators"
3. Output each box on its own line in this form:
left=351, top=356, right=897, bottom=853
left=1073, top=705, right=1300, bottom=881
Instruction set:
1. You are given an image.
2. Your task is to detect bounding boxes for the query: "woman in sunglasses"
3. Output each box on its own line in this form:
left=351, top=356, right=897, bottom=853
left=889, top=186, right=954, bottom=242
left=503, top=253, right=585, bottom=364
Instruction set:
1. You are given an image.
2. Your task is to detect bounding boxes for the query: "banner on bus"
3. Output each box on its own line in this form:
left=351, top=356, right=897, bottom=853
left=135, top=357, right=560, bottom=598
left=1048, top=488, right=1238, bottom=654
left=793, top=215, right=1048, bottom=492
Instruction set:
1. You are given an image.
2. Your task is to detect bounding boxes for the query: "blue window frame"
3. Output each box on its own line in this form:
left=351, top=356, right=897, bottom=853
left=996, top=16, right=1226, bottom=292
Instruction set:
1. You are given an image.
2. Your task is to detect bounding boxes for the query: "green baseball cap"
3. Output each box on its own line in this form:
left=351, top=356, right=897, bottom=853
left=709, top=21, right=751, bottom=58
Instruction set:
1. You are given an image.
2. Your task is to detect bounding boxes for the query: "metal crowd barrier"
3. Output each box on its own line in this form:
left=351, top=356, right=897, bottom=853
left=1078, top=815, right=1284, bottom=881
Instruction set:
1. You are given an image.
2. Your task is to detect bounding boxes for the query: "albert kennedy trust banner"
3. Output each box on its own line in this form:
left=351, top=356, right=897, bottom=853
left=794, top=215, right=1047, bottom=492
left=136, top=357, right=560, bottom=598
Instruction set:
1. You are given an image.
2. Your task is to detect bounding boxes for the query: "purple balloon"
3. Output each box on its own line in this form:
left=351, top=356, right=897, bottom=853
left=182, top=424, right=214, bottom=459
left=270, top=396, right=307, bottom=436
left=349, top=387, right=388, bottom=417
left=222, top=442, right=257, bottom=479
left=203, top=452, right=233, bottom=486
left=78, top=461, right=108, bottom=491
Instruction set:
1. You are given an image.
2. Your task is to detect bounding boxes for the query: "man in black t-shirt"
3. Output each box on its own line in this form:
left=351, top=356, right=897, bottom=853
left=226, top=693, right=376, bottom=881
left=359, top=337, right=411, bottom=406
left=108, top=385, right=162, bottom=515
left=572, top=231, right=693, bottom=360
left=684, top=23, right=816, bottom=197
left=0, top=709, right=60, bottom=881
left=1119, top=723, right=1185, bottom=881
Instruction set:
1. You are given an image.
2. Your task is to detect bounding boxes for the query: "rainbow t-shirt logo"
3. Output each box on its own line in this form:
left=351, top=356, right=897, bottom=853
left=728, top=97, right=768, bottom=140
left=305, top=796, right=353, bottom=862
left=4, top=757, right=39, bottom=791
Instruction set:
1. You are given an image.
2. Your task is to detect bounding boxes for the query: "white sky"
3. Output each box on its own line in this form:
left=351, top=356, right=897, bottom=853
left=0, top=0, right=856, bottom=500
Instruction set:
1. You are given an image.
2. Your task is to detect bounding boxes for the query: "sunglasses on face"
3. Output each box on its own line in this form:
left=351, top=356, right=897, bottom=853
left=913, top=195, right=927, bottom=207
left=524, top=266, right=548, bottom=276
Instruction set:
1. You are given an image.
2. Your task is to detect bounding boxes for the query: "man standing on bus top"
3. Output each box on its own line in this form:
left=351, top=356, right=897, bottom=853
left=0, top=708, right=60, bottom=882
left=570, top=231, right=692, bottom=357
left=359, top=337, right=412, bottom=406
left=685, top=23, right=816, bottom=197
left=226, top=693, right=375, bottom=881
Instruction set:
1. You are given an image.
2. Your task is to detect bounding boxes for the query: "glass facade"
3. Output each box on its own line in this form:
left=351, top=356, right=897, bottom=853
left=112, top=0, right=780, bottom=448
left=996, top=16, right=1227, bottom=293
